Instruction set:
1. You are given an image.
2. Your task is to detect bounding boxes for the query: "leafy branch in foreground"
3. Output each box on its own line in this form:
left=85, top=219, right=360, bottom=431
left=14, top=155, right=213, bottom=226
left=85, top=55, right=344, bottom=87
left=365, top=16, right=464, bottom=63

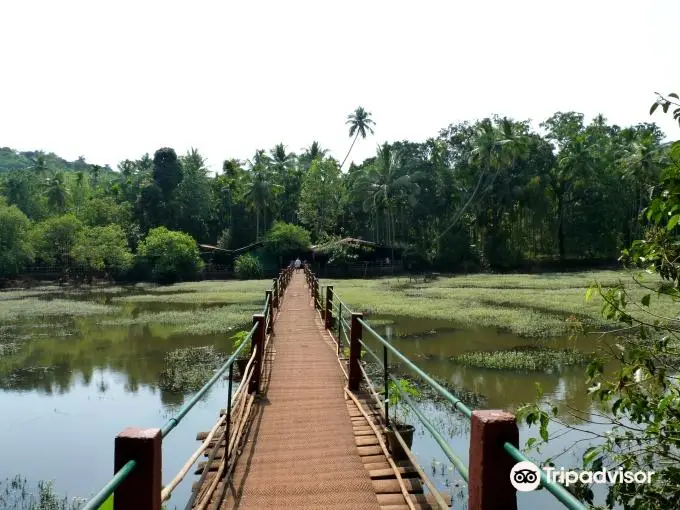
left=518, top=140, right=680, bottom=509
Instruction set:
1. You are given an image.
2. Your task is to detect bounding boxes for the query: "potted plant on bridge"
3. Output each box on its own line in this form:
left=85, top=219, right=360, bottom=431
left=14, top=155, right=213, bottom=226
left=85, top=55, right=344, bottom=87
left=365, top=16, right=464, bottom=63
left=385, top=378, right=420, bottom=461
left=231, top=331, right=251, bottom=379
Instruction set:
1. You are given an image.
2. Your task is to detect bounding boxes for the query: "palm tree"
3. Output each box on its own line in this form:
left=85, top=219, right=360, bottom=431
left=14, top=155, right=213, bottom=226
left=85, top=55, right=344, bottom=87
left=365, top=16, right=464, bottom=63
left=45, top=172, right=69, bottom=213
left=341, top=106, right=375, bottom=170
left=356, top=143, right=421, bottom=251
left=244, top=151, right=281, bottom=239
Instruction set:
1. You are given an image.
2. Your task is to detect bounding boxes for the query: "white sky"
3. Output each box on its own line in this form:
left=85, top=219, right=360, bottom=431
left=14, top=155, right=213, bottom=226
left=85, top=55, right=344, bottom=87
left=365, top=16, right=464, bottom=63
left=1, top=0, right=678, bottom=173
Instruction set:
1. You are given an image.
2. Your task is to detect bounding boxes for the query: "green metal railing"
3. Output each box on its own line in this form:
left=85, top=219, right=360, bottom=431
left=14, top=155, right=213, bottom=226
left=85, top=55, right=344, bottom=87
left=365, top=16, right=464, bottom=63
left=83, top=267, right=292, bottom=510
left=82, top=461, right=136, bottom=510
left=312, top=266, right=587, bottom=510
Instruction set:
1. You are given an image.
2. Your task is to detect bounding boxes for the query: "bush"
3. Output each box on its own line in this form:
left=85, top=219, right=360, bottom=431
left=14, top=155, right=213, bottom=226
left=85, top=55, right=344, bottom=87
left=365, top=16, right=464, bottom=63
left=0, top=202, right=33, bottom=276
left=70, top=224, right=133, bottom=279
left=264, top=221, right=311, bottom=261
left=30, top=214, right=83, bottom=266
left=136, top=227, right=204, bottom=283
left=234, top=253, right=263, bottom=279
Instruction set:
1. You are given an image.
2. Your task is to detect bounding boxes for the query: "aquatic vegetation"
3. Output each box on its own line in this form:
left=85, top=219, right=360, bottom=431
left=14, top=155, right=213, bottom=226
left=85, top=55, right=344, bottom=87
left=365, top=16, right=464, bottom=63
left=159, top=346, right=226, bottom=392
left=99, top=305, right=257, bottom=335
left=324, top=270, right=675, bottom=337
left=0, top=299, right=116, bottom=323
left=450, top=346, right=590, bottom=372
left=0, top=476, right=84, bottom=510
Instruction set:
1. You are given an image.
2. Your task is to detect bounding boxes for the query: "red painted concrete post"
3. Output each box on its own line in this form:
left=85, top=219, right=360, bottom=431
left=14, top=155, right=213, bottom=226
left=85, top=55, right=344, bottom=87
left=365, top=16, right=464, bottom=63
left=325, top=285, right=334, bottom=330
left=249, top=314, right=265, bottom=394
left=265, top=290, right=274, bottom=333
left=468, top=410, right=519, bottom=510
left=348, top=312, right=363, bottom=391
left=272, top=279, right=279, bottom=308
left=114, top=427, right=162, bottom=510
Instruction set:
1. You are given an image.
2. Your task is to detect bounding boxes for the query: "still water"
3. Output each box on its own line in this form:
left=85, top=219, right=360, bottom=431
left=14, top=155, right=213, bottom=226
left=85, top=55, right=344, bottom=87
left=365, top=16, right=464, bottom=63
left=0, top=288, right=609, bottom=509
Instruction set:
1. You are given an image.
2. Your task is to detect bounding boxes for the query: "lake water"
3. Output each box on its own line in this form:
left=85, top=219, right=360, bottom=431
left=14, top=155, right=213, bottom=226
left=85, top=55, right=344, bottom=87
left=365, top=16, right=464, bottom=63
left=0, top=286, right=611, bottom=509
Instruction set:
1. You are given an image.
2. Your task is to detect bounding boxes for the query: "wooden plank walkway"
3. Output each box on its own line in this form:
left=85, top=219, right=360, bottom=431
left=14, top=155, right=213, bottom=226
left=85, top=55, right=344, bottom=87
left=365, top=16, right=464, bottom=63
left=192, top=272, right=445, bottom=509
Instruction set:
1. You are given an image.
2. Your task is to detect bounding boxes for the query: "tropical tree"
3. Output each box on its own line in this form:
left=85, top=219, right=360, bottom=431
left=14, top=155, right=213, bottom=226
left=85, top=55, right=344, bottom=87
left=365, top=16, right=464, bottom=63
left=298, top=158, right=343, bottom=239
left=341, top=106, right=375, bottom=170
left=0, top=201, right=34, bottom=276
left=45, top=172, right=69, bottom=213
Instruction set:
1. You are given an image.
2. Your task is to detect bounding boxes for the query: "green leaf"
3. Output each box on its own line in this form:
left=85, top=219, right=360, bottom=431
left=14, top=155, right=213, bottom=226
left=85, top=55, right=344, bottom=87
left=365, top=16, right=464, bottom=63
left=650, top=102, right=660, bottom=115
left=539, top=413, right=549, bottom=442
left=585, top=286, right=594, bottom=302
left=667, top=214, right=680, bottom=231
left=583, top=446, right=599, bottom=467
left=669, top=92, right=679, bottom=99
left=526, top=437, right=537, bottom=448
left=641, top=294, right=651, bottom=307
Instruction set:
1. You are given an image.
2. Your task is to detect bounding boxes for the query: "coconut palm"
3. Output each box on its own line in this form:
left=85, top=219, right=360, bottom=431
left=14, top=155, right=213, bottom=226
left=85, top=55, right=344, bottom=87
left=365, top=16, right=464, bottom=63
left=341, top=107, right=375, bottom=170
left=356, top=143, right=421, bottom=249
left=45, top=172, right=69, bottom=213
left=244, top=150, right=281, bottom=239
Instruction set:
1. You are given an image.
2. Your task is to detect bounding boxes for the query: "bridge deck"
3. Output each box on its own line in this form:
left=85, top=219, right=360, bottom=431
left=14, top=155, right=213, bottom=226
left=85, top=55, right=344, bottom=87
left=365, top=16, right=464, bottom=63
left=198, top=272, right=380, bottom=509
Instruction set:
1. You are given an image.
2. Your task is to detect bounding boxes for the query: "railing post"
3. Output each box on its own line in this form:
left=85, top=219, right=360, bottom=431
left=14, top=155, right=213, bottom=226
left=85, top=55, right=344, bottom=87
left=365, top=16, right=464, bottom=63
left=249, top=314, right=265, bottom=394
left=114, top=427, right=162, bottom=510
left=468, top=410, right=518, bottom=510
left=325, top=285, right=334, bottom=329
left=348, top=312, right=363, bottom=391
left=314, top=279, right=319, bottom=309
left=265, top=290, right=274, bottom=333
left=272, top=279, right=279, bottom=308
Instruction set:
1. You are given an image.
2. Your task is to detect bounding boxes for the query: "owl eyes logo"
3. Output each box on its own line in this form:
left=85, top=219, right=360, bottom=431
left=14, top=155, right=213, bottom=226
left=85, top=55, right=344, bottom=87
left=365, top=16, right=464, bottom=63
left=510, top=461, right=541, bottom=491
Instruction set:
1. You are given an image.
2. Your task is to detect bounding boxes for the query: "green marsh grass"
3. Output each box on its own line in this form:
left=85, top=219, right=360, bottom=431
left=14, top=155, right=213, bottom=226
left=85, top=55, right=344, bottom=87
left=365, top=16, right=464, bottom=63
left=0, top=299, right=115, bottom=323
left=450, top=346, right=590, bottom=372
left=0, top=476, right=84, bottom=510
left=159, top=346, right=225, bottom=392
left=100, top=304, right=258, bottom=335
left=324, top=270, right=675, bottom=337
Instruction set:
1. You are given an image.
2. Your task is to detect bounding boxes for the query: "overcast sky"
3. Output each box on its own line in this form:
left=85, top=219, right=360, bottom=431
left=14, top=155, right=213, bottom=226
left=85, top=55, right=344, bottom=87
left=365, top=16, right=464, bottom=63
left=1, top=0, right=678, bottom=173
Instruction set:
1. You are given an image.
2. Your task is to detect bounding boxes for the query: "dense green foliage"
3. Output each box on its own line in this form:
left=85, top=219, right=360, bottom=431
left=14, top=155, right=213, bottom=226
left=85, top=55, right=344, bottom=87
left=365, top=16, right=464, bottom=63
left=0, top=105, right=673, bottom=280
left=518, top=133, right=680, bottom=506
left=136, top=227, right=203, bottom=283
left=264, top=221, right=311, bottom=261
left=0, top=201, right=33, bottom=276
left=234, top=253, right=263, bottom=279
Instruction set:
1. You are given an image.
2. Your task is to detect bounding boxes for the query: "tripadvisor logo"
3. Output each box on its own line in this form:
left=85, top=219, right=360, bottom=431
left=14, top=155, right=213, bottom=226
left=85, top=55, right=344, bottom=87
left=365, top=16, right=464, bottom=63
left=510, top=461, right=655, bottom=491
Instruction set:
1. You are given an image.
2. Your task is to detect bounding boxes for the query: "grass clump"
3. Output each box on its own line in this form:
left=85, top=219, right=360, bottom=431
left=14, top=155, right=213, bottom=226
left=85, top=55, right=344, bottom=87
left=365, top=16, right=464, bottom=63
left=0, top=476, right=84, bottom=510
left=100, top=305, right=257, bottom=335
left=450, top=346, right=590, bottom=373
left=118, top=280, right=271, bottom=303
left=0, top=299, right=115, bottom=323
left=159, top=346, right=225, bottom=392
left=324, top=270, right=676, bottom=337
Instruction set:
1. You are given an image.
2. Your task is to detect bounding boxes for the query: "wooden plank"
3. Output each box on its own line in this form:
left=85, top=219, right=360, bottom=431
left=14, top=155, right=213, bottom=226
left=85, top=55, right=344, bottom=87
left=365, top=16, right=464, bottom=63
left=361, top=454, right=387, bottom=464
left=353, top=429, right=374, bottom=437
left=377, top=493, right=451, bottom=506
left=364, top=461, right=412, bottom=471
left=357, top=445, right=383, bottom=456
left=369, top=467, right=419, bottom=479
left=372, top=478, right=423, bottom=494
left=379, top=505, right=433, bottom=510
left=355, top=435, right=380, bottom=446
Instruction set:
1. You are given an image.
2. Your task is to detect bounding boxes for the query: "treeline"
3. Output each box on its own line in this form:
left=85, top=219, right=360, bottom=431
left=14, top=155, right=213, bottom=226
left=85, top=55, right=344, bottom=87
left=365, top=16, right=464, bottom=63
left=0, top=110, right=670, bottom=280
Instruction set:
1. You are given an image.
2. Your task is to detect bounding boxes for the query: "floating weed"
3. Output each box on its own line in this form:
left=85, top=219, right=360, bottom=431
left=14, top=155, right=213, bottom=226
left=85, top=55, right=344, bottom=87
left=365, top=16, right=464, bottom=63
left=450, top=346, right=590, bottom=372
left=159, top=346, right=226, bottom=392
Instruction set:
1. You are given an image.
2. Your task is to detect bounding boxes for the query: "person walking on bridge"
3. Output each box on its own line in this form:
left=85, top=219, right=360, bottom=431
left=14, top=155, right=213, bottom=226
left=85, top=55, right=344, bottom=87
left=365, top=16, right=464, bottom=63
left=294, top=257, right=301, bottom=271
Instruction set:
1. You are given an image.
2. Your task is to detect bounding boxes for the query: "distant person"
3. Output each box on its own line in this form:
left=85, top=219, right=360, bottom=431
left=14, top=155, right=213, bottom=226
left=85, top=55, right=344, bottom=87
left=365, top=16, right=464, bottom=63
left=294, top=257, right=301, bottom=271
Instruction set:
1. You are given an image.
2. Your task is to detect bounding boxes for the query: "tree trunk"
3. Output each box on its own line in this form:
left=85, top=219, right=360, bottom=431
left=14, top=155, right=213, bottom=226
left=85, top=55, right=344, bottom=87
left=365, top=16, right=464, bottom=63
left=557, top=195, right=565, bottom=261
left=341, top=132, right=360, bottom=170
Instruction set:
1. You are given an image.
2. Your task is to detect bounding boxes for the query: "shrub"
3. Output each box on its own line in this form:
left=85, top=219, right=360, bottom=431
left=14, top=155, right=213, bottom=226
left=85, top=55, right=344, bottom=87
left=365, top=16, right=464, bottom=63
left=234, top=253, right=263, bottom=279
left=136, top=227, right=204, bottom=283
left=264, top=221, right=311, bottom=261
left=30, top=214, right=83, bottom=266
left=0, top=203, right=34, bottom=276
left=70, top=224, right=133, bottom=279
